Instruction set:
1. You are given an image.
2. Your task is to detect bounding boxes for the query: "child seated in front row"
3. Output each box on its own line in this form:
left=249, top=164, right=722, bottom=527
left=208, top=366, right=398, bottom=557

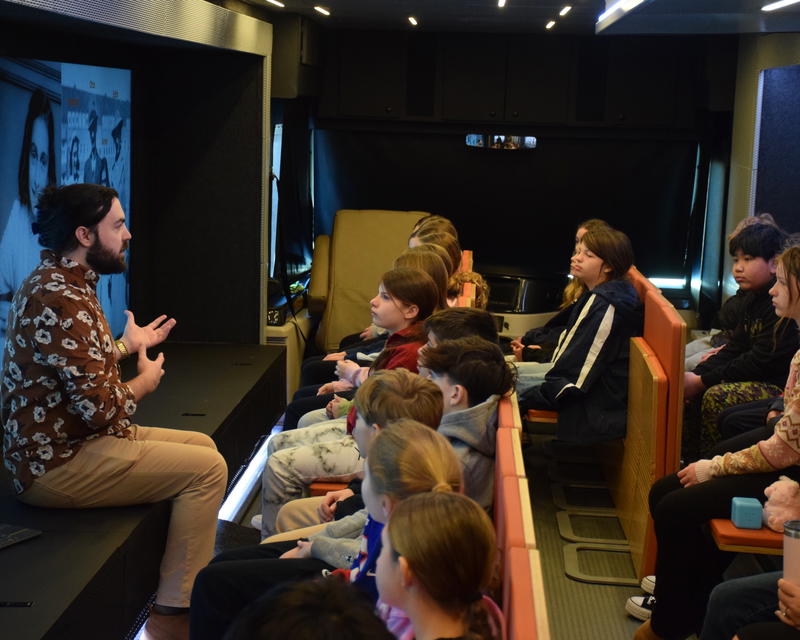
left=377, top=491, right=499, bottom=640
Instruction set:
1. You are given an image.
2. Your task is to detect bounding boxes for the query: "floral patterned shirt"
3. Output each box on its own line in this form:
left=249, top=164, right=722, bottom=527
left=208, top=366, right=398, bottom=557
left=1, top=251, right=135, bottom=494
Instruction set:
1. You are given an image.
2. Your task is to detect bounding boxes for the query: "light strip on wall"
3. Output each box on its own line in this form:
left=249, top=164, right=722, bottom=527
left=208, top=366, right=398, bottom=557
left=762, top=0, right=800, bottom=11
left=408, top=16, right=418, bottom=26
left=498, top=0, right=507, bottom=7
left=265, top=0, right=285, bottom=7
left=217, top=434, right=275, bottom=522
left=314, top=6, right=331, bottom=15
left=649, top=277, right=686, bottom=289
left=545, top=20, right=556, bottom=29
left=598, top=0, right=644, bottom=22
left=559, top=5, right=572, bottom=16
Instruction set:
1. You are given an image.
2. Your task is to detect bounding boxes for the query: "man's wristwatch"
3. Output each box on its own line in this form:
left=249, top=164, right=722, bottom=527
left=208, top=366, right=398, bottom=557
left=115, top=339, right=129, bottom=358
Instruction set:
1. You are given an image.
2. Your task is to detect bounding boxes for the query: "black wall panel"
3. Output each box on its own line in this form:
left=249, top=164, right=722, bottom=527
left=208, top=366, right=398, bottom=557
left=755, top=65, right=800, bottom=234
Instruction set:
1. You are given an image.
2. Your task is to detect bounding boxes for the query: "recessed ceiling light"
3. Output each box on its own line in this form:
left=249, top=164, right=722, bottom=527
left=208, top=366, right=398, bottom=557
left=559, top=5, right=572, bottom=16
left=314, top=6, right=330, bottom=15
left=408, top=16, right=418, bottom=26
left=545, top=20, right=556, bottom=29
left=762, top=0, right=800, bottom=10
left=498, top=0, right=507, bottom=7
left=266, top=0, right=284, bottom=6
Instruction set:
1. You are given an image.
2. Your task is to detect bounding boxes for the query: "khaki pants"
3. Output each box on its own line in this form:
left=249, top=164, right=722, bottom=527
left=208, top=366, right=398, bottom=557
left=18, top=426, right=228, bottom=608
left=257, top=496, right=329, bottom=543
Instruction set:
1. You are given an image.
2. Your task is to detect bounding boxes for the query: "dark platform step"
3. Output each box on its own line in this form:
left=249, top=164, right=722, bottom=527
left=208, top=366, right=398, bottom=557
left=0, top=342, right=285, bottom=640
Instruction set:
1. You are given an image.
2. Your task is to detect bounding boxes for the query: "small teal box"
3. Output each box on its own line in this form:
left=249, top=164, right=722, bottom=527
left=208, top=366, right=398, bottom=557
left=731, top=497, right=763, bottom=529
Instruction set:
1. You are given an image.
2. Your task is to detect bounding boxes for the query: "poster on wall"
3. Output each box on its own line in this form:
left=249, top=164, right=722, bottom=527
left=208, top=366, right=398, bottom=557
left=0, top=58, right=131, bottom=343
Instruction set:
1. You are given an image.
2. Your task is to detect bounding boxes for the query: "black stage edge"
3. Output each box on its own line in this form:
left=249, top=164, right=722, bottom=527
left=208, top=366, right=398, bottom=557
left=0, top=342, right=285, bottom=640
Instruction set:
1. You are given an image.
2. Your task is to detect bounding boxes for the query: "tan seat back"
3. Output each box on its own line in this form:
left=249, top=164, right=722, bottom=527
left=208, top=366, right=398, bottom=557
left=315, top=209, right=428, bottom=351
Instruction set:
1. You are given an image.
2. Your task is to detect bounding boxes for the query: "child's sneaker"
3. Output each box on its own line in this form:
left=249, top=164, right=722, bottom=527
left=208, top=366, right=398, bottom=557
left=626, top=595, right=656, bottom=621
left=640, top=575, right=655, bottom=595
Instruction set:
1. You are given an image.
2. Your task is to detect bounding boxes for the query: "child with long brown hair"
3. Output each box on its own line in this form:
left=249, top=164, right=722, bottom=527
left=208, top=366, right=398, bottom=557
left=304, top=247, right=451, bottom=387
left=519, top=227, right=643, bottom=444
left=377, top=491, right=499, bottom=640
left=510, top=217, right=609, bottom=362
left=284, top=267, right=439, bottom=429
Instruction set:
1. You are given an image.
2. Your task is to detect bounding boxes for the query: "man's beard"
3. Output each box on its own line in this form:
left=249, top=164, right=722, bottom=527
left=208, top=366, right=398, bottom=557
left=86, top=236, right=128, bottom=274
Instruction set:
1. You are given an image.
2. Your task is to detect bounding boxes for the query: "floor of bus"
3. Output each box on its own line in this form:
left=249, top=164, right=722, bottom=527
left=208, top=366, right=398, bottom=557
left=523, top=435, right=646, bottom=640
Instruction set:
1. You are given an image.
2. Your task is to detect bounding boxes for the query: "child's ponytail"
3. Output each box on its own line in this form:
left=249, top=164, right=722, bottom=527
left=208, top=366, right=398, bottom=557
left=366, top=420, right=462, bottom=501
left=386, top=491, right=498, bottom=640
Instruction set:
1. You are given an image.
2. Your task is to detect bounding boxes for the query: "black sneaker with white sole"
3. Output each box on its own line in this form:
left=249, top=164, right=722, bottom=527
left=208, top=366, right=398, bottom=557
left=626, top=595, right=655, bottom=621
left=640, top=575, right=655, bottom=595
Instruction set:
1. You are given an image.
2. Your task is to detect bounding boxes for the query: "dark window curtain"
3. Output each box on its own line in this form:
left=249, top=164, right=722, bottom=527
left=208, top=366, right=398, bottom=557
left=312, top=126, right=698, bottom=279
left=274, top=98, right=314, bottom=282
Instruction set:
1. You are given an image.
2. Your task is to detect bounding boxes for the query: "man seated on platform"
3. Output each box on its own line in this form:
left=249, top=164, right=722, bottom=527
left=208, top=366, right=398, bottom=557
left=1, top=183, right=227, bottom=640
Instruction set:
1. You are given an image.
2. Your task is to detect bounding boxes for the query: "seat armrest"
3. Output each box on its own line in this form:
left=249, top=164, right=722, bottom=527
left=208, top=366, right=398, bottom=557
left=307, top=235, right=330, bottom=316
left=526, top=409, right=558, bottom=423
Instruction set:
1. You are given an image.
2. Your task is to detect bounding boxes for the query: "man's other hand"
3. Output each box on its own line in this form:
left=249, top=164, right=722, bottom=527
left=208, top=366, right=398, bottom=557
left=128, top=346, right=165, bottom=399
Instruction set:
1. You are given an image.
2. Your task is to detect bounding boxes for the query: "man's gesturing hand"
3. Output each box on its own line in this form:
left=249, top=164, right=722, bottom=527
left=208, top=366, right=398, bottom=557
left=121, top=310, right=176, bottom=353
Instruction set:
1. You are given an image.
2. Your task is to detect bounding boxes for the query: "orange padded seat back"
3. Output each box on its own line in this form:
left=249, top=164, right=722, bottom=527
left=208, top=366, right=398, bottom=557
left=503, top=547, right=550, bottom=640
left=642, top=289, right=686, bottom=474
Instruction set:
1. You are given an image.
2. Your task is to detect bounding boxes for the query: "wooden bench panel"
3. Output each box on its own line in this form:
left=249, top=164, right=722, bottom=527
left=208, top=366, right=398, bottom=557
left=601, top=337, right=667, bottom=579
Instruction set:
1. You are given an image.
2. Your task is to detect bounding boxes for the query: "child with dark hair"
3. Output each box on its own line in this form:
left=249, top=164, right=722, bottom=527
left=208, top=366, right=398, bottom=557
left=683, top=221, right=798, bottom=457
left=423, top=307, right=499, bottom=345
left=223, top=579, right=394, bottom=640
left=684, top=215, right=780, bottom=370
left=419, top=336, right=516, bottom=509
